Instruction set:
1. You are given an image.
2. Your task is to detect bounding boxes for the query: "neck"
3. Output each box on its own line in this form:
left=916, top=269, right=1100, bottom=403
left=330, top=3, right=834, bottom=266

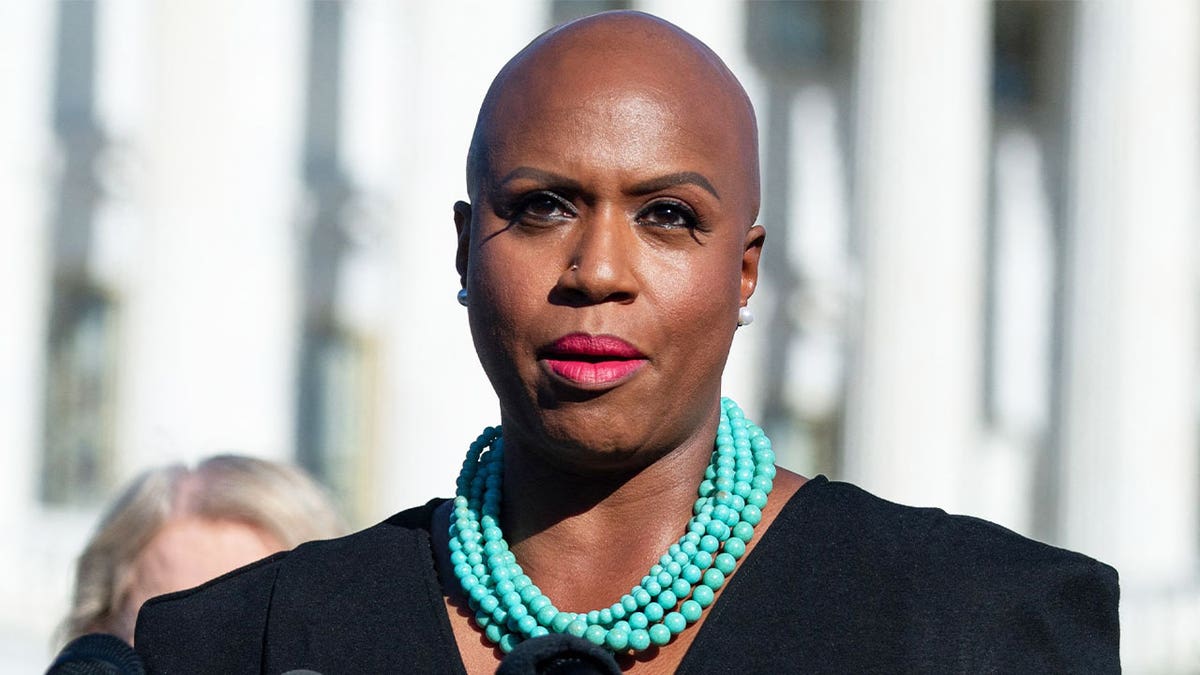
left=497, top=407, right=721, bottom=611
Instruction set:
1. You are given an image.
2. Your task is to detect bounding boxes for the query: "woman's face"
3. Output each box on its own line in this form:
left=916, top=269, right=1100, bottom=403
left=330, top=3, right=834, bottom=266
left=115, top=517, right=282, bottom=643
left=458, top=48, right=762, bottom=472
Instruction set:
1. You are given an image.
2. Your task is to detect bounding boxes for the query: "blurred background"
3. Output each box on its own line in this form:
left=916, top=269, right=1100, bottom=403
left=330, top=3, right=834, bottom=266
left=1, top=0, right=1196, bottom=671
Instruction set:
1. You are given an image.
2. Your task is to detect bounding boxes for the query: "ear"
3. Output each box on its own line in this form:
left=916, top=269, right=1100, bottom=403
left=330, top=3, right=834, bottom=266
left=454, top=200, right=472, bottom=287
left=740, top=224, right=766, bottom=305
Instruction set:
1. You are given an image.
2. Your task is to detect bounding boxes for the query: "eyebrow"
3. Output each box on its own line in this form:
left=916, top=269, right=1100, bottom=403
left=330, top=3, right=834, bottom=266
left=494, top=167, right=720, bottom=200
left=628, top=172, right=720, bottom=200
left=495, top=167, right=583, bottom=193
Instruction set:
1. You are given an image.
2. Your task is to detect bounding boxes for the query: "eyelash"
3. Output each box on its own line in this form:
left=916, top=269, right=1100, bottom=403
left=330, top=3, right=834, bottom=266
left=503, top=192, right=707, bottom=233
left=635, top=199, right=705, bottom=232
left=507, top=191, right=576, bottom=225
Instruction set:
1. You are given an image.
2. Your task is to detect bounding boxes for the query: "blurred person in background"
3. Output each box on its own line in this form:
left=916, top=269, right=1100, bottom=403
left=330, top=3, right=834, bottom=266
left=60, top=454, right=345, bottom=645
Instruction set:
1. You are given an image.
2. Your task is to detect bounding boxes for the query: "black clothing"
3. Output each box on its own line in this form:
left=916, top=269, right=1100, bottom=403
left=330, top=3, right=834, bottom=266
left=135, top=476, right=1119, bottom=673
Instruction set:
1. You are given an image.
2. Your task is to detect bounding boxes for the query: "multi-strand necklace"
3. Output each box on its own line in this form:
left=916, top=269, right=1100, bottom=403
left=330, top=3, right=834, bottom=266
left=449, top=397, right=776, bottom=654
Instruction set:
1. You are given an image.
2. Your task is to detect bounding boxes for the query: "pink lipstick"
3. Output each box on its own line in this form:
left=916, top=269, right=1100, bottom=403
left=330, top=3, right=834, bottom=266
left=541, top=333, right=648, bottom=387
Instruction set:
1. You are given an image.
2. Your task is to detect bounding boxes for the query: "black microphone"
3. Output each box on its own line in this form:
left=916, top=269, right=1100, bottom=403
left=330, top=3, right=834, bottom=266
left=46, top=634, right=145, bottom=675
left=496, top=634, right=621, bottom=675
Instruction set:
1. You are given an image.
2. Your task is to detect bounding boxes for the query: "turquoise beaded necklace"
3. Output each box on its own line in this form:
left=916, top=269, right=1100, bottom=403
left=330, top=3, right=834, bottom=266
left=450, top=397, right=776, bottom=654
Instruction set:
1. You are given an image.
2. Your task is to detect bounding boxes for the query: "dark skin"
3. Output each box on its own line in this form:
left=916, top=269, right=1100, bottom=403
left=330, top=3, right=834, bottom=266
left=436, top=12, right=806, bottom=674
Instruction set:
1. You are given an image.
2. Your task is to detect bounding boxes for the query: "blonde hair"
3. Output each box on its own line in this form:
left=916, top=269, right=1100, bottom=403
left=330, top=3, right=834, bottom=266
left=63, top=455, right=346, bottom=643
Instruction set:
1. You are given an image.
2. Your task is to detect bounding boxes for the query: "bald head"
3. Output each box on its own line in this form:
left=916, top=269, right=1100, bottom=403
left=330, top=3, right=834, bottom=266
left=465, top=11, right=760, bottom=224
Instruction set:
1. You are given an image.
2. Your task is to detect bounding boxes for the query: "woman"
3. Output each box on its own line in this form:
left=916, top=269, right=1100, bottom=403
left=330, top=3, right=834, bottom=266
left=136, top=12, right=1118, bottom=673
left=63, top=455, right=344, bottom=646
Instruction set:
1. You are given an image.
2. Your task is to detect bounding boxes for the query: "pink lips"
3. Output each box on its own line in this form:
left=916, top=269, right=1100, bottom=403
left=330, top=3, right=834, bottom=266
left=541, top=333, right=648, bottom=387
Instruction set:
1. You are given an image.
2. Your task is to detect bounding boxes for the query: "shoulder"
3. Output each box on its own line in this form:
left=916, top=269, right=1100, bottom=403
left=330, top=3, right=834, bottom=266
left=778, top=478, right=1120, bottom=671
left=793, top=477, right=1116, bottom=577
left=135, top=499, right=447, bottom=674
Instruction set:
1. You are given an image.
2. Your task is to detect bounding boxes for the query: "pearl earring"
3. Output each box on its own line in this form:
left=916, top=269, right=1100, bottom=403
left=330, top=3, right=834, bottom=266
left=457, top=289, right=468, bottom=307
left=737, top=306, right=754, bottom=327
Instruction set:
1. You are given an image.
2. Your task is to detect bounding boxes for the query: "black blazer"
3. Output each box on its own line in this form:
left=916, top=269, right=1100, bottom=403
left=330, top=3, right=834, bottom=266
left=135, top=476, right=1119, bottom=673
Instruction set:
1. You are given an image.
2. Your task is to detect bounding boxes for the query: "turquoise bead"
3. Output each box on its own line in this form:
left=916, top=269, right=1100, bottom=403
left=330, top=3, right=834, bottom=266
left=499, top=632, right=521, bottom=654
left=621, top=595, right=638, bottom=612
left=609, top=602, right=626, bottom=620
left=699, top=535, right=720, bottom=553
left=629, top=629, right=651, bottom=651
left=732, top=521, right=755, bottom=542
left=682, top=564, right=702, bottom=583
left=664, top=612, right=687, bottom=635
left=656, top=571, right=672, bottom=587
left=657, top=589, right=677, bottom=609
left=551, top=612, right=573, bottom=633
left=702, top=567, right=725, bottom=590
left=694, top=550, right=713, bottom=569
left=517, top=615, right=537, bottom=634
left=480, top=595, right=499, bottom=613
left=566, top=619, right=588, bottom=637
left=519, top=585, right=541, bottom=602
left=644, top=601, right=664, bottom=622
left=529, top=595, right=551, bottom=613
left=705, top=520, right=729, bottom=540
left=648, top=623, right=672, bottom=646
left=747, top=489, right=768, bottom=508
left=680, top=600, right=702, bottom=623
left=535, top=605, right=557, bottom=626
left=740, top=505, right=762, bottom=526
left=692, top=584, right=715, bottom=607
left=715, top=553, right=736, bottom=575
left=606, top=628, right=629, bottom=650
left=671, top=578, right=691, bottom=598
left=629, top=612, right=648, bottom=629
left=587, top=610, right=600, bottom=625
left=598, top=608, right=613, bottom=625
left=485, top=623, right=503, bottom=643
left=724, top=536, right=746, bottom=559
left=508, top=604, right=528, bottom=620
left=633, top=588, right=652, bottom=606
left=531, top=626, right=549, bottom=638
left=492, top=607, right=508, bottom=625
left=584, top=624, right=607, bottom=646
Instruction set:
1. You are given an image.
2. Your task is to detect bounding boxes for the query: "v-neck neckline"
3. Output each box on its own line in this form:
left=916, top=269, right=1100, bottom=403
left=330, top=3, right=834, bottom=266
left=418, top=476, right=830, bottom=674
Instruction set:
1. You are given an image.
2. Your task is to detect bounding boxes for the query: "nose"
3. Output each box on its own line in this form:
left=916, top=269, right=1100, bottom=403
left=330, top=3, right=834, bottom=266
left=553, top=206, right=639, bottom=306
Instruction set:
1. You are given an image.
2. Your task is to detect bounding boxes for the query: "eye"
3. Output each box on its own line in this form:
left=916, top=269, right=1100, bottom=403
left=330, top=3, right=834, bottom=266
left=514, top=192, right=575, bottom=223
left=637, top=200, right=700, bottom=230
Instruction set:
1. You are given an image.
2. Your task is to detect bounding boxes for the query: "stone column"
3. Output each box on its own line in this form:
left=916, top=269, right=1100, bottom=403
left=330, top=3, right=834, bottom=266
left=844, top=0, right=990, bottom=511
left=120, top=0, right=306, bottom=468
left=1060, top=0, right=1199, bottom=584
